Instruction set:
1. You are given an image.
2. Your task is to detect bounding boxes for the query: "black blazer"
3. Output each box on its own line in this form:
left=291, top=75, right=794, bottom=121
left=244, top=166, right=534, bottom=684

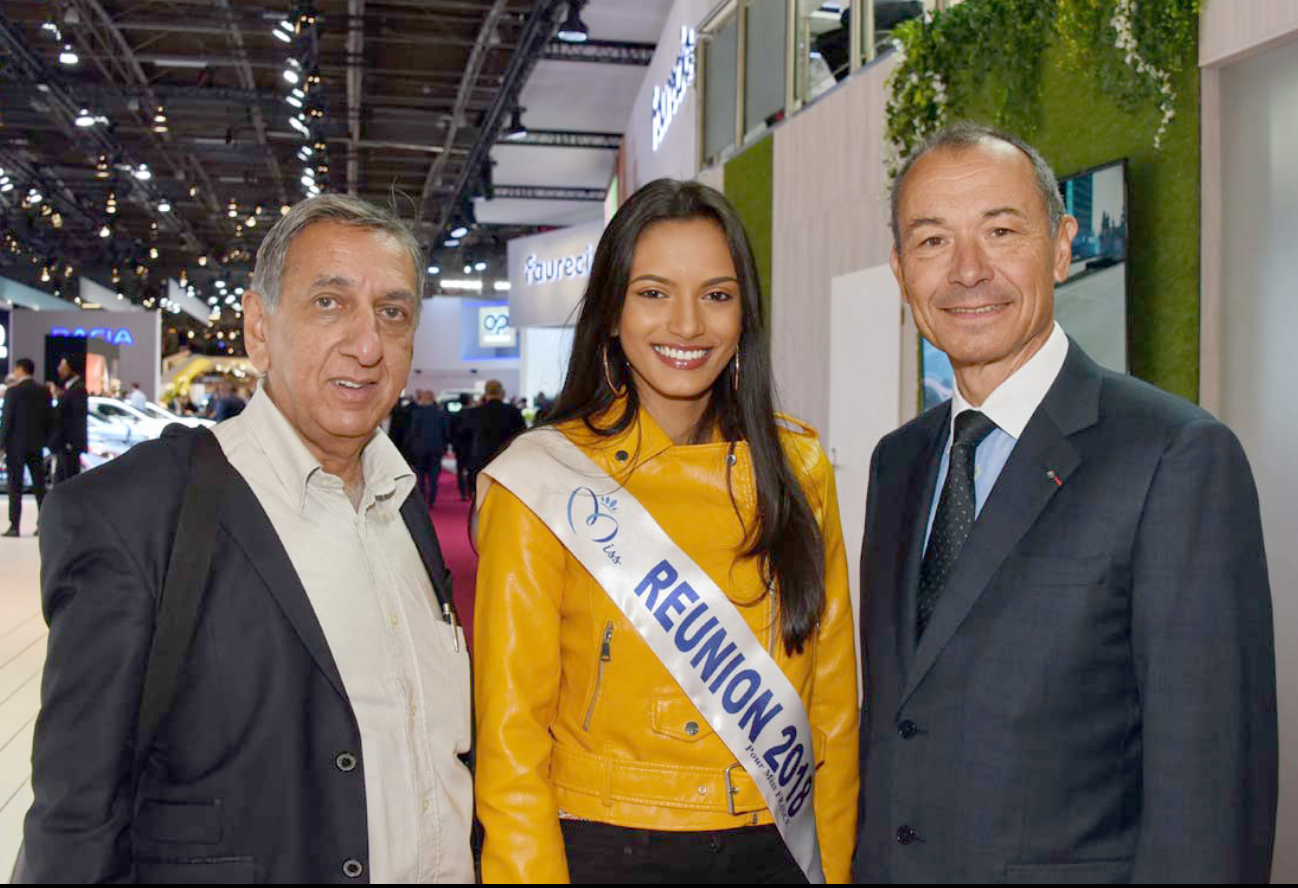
left=460, top=400, right=526, bottom=473
left=19, top=425, right=456, bottom=883
left=51, top=378, right=88, bottom=453
left=0, top=378, right=50, bottom=456
left=855, top=342, right=1277, bottom=883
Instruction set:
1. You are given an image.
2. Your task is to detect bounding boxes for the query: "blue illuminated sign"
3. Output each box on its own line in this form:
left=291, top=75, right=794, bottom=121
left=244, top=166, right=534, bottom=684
left=49, top=326, right=136, bottom=347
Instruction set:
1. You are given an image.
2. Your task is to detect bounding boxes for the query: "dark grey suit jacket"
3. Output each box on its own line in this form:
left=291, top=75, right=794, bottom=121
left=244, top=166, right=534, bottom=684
left=18, top=425, right=455, bottom=883
left=855, top=342, right=1277, bottom=883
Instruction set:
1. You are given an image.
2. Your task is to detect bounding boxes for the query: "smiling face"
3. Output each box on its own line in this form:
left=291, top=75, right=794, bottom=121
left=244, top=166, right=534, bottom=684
left=891, top=140, right=1077, bottom=403
left=615, top=217, right=742, bottom=439
left=244, top=221, right=418, bottom=472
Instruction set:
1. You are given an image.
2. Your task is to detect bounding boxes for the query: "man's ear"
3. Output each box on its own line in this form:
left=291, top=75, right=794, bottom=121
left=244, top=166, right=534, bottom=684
left=243, top=290, right=272, bottom=374
left=1053, top=215, right=1080, bottom=283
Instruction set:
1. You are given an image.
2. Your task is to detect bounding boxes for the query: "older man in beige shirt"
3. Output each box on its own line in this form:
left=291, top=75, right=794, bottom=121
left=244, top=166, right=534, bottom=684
left=21, top=195, right=472, bottom=882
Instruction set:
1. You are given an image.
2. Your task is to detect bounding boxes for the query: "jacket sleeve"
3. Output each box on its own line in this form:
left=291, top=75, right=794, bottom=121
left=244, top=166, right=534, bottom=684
left=473, top=481, right=571, bottom=883
left=16, top=484, right=154, bottom=883
left=1128, top=419, right=1277, bottom=882
left=0, top=387, right=13, bottom=448
left=806, top=446, right=860, bottom=883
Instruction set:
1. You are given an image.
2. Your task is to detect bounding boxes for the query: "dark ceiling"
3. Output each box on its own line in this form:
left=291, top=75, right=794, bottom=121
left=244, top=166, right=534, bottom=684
left=0, top=0, right=639, bottom=347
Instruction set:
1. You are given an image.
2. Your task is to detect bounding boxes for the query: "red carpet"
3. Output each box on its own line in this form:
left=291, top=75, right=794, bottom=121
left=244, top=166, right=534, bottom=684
left=429, top=462, right=478, bottom=651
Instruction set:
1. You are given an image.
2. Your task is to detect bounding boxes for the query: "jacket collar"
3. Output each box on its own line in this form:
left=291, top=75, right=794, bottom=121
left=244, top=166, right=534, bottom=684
left=560, top=397, right=729, bottom=479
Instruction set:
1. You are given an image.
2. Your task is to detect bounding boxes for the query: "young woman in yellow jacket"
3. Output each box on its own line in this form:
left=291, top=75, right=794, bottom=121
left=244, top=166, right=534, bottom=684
left=473, top=179, right=858, bottom=883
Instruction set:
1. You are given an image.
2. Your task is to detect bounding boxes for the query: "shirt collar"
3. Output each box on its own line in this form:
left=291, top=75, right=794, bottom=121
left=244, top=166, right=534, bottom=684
left=950, top=321, right=1068, bottom=441
left=242, top=379, right=414, bottom=515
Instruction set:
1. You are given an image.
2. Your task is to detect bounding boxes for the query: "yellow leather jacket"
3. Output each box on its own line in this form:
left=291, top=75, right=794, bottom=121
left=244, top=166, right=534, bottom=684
left=473, top=405, right=858, bottom=883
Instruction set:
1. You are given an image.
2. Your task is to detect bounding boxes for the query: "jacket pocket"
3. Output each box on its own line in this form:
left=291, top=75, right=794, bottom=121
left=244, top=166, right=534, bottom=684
left=650, top=694, right=715, bottom=742
left=1004, top=858, right=1132, bottom=884
left=136, top=798, right=223, bottom=844
left=136, top=856, right=255, bottom=884
left=582, top=621, right=615, bottom=731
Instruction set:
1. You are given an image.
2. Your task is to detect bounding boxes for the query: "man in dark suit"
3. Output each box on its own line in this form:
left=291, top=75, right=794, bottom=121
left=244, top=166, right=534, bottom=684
left=458, top=379, right=525, bottom=494
left=19, top=194, right=473, bottom=882
left=404, top=390, right=447, bottom=504
left=0, top=358, right=50, bottom=536
left=855, top=122, right=1277, bottom=883
left=50, top=356, right=87, bottom=482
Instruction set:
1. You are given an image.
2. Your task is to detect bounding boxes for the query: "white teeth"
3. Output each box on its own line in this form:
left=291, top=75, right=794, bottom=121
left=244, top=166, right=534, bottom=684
left=335, top=380, right=365, bottom=389
left=948, top=305, right=1002, bottom=314
left=653, top=345, right=710, bottom=361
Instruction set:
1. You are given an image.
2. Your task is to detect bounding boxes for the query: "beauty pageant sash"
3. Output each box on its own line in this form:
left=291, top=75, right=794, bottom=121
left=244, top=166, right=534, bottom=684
left=480, top=428, right=825, bottom=883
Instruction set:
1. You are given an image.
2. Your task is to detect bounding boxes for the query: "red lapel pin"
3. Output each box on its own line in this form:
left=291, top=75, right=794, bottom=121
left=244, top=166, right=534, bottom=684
left=1046, top=469, right=1064, bottom=487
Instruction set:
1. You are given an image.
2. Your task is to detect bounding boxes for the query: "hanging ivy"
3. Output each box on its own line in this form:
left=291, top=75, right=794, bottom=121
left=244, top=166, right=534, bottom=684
left=885, top=0, right=1201, bottom=173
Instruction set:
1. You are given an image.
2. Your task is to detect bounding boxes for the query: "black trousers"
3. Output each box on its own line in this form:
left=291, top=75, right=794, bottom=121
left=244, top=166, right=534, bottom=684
left=55, top=450, right=81, bottom=484
left=6, top=450, right=46, bottom=529
left=560, top=820, right=807, bottom=884
left=413, top=452, right=442, bottom=505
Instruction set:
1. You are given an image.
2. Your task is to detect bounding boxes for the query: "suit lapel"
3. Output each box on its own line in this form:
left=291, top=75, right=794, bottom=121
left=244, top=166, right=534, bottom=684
left=400, top=493, right=454, bottom=611
left=218, top=473, right=350, bottom=702
left=895, top=405, right=950, bottom=681
left=898, top=341, right=1101, bottom=709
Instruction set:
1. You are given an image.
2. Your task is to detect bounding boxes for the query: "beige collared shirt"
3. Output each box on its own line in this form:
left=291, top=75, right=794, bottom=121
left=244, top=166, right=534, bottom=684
left=213, top=383, right=473, bottom=884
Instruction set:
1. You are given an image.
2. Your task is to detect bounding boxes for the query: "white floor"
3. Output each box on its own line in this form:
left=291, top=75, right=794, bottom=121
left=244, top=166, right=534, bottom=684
left=0, top=497, right=47, bottom=877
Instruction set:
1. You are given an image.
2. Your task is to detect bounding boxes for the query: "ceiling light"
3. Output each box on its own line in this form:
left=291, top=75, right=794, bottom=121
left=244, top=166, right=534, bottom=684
left=300, top=174, right=314, bottom=187
left=246, top=216, right=257, bottom=227
left=440, top=280, right=484, bottom=291
left=273, top=19, right=294, bottom=42
left=149, top=247, right=159, bottom=260
left=557, top=0, right=590, bottom=43
left=464, top=264, right=472, bottom=274
left=198, top=255, right=208, bottom=266
left=280, top=204, right=291, bottom=216
left=286, top=94, right=303, bottom=109
left=59, top=44, right=79, bottom=66
left=26, top=187, right=42, bottom=204
left=444, top=238, right=460, bottom=248
left=494, top=281, right=512, bottom=292
left=427, top=265, right=440, bottom=275
left=158, top=199, right=171, bottom=212
left=75, top=108, right=96, bottom=127
left=474, top=261, right=487, bottom=272
left=188, top=184, right=199, bottom=197
left=450, top=225, right=469, bottom=239
left=288, top=116, right=309, bottom=135
left=134, top=163, right=152, bottom=181
left=41, top=21, right=60, bottom=38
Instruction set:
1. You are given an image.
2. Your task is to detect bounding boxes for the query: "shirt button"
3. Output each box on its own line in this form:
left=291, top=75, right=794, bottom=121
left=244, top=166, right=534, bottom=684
left=335, top=752, right=358, bottom=772
left=390, top=615, right=399, bottom=628
left=685, top=721, right=700, bottom=736
left=423, top=798, right=431, bottom=813
left=615, top=450, right=629, bottom=462
left=342, top=858, right=364, bottom=878
left=410, top=703, right=418, bottom=718
left=898, top=720, right=918, bottom=740
left=726, top=453, right=737, bottom=466
left=896, top=825, right=918, bottom=846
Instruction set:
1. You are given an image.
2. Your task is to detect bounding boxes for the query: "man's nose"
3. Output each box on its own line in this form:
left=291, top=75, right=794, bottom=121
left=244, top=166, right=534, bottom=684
left=341, top=309, right=383, bottom=366
left=948, top=236, right=993, bottom=288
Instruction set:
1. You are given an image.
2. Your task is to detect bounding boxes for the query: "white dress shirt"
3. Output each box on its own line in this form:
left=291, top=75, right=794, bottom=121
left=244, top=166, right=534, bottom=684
left=925, top=322, right=1070, bottom=550
left=213, top=383, right=473, bottom=883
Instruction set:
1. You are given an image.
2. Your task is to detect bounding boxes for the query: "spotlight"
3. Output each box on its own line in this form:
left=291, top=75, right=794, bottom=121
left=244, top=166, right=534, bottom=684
left=158, top=199, right=172, bottom=213
left=280, top=204, right=291, bottom=216
left=300, top=174, right=314, bottom=188
left=188, top=184, right=199, bottom=197
left=198, top=255, right=208, bottom=266
left=444, top=239, right=460, bottom=248
left=450, top=226, right=469, bottom=239
left=0, top=180, right=11, bottom=193
left=474, top=261, right=487, bottom=272
left=503, top=106, right=528, bottom=141
left=149, top=247, right=159, bottom=260
left=134, top=163, right=152, bottom=181
left=59, top=44, right=79, bottom=66
left=463, top=264, right=472, bottom=274
left=288, top=115, right=309, bottom=135
left=273, top=19, right=294, bottom=42
left=557, top=0, right=590, bottom=43
left=227, top=198, right=238, bottom=218
left=246, top=216, right=257, bottom=227
left=427, top=265, right=440, bottom=275
left=286, top=94, right=303, bottom=109
left=26, top=187, right=42, bottom=204
left=75, top=108, right=96, bottom=127
left=41, top=21, right=60, bottom=38
left=40, top=266, right=51, bottom=282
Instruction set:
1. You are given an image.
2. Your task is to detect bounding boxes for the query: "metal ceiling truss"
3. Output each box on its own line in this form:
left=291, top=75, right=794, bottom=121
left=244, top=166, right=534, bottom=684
left=541, top=38, right=655, bottom=66
left=500, top=129, right=620, bottom=150
left=493, top=184, right=605, bottom=202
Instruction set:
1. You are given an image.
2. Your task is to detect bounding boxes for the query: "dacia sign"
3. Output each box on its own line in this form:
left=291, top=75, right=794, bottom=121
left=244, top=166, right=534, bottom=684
left=652, top=26, right=697, bottom=152
left=50, top=325, right=136, bottom=347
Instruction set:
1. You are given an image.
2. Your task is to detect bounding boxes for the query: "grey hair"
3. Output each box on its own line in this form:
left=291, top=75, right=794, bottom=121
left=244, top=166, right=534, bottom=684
left=890, top=120, right=1065, bottom=252
left=250, top=193, right=425, bottom=320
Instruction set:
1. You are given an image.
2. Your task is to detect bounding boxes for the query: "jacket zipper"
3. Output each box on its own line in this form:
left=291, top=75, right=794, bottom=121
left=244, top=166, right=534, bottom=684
left=583, top=622, right=615, bottom=731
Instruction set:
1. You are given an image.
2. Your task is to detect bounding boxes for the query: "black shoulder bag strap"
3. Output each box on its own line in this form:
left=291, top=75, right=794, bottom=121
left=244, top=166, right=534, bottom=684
left=135, top=428, right=227, bottom=769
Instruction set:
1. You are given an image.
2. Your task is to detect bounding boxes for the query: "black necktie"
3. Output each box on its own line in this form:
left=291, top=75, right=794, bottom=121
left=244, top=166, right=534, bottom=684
left=917, top=410, right=999, bottom=641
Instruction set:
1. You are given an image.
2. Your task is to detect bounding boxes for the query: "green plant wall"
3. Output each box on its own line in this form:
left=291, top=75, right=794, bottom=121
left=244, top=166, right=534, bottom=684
left=958, top=41, right=1201, bottom=401
left=723, top=134, right=775, bottom=327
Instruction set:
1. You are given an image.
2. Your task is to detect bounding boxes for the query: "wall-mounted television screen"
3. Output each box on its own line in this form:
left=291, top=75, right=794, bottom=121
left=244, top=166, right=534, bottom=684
left=921, top=159, right=1129, bottom=411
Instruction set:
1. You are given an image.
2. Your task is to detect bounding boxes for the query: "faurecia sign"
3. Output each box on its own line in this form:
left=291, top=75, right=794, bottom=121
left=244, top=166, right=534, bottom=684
left=652, top=26, right=697, bottom=153
left=50, top=325, right=136, bottom=347
left=524, top=244, right=595, bottom=287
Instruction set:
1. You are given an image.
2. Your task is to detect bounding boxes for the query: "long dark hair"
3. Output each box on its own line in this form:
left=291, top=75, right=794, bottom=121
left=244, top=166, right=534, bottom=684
left=545, top=178, right=825, bottom=654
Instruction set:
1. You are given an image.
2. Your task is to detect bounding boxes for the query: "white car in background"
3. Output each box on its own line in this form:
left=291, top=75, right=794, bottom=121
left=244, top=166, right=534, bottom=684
left=139, top=400, right=214, bottom=429
left=88, top=397, right=180, bottom=438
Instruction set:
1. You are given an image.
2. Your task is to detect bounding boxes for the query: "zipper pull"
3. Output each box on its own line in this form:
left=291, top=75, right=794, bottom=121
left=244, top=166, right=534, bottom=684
left=600, top=623, right=614, bottom=661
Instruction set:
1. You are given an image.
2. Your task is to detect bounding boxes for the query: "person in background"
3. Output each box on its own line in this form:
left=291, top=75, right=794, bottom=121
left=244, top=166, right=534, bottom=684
left=405, top=390, right=447, bottom=505
left=448, top=394, right=473, bottom=501
left=388, top=390, right=417, bottom=465
left=210, top=381, right=247, bottom=422
left=18, top=192, right=472, bottom=883
left=855, top=121, right=1276, bottom=883
left=50, top=357, right=87, bottom=483
left=472, top=179, right=857, bottom=883
left=1, top=358, right=50, bottom=537
left=457, top=379, right=525, bottom=495
left=127, top=383, right=149, bottom=412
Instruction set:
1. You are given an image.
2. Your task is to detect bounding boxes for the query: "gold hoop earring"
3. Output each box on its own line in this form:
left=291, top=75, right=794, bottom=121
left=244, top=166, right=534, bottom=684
left=602, top=344, right=626, bottom=396
left=732, top=347, right=741, bottom=391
